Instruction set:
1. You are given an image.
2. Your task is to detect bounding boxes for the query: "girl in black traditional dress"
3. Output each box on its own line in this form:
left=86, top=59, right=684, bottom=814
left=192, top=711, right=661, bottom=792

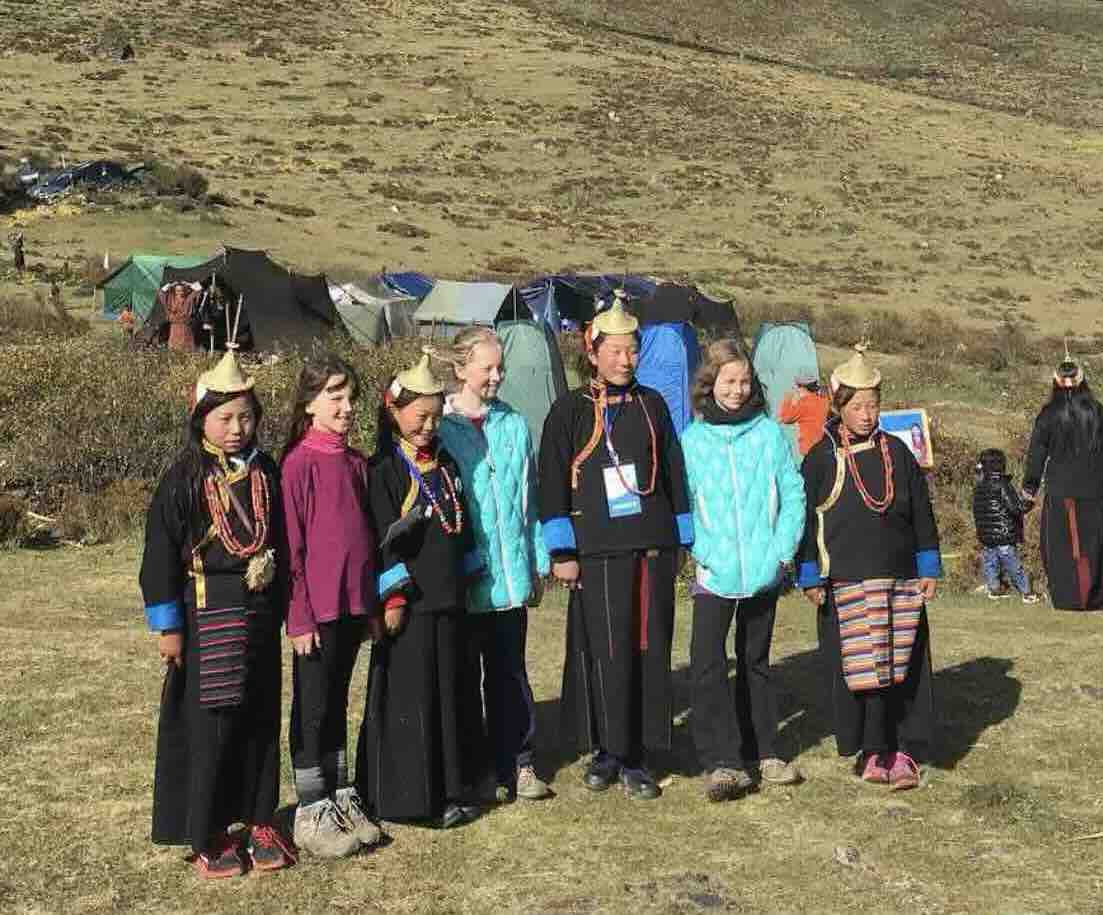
left=355, top=351, right=485, bottom=828
left=1023, top=354, right=1103, bottom=610
left=139, top=347, right=293, bottom=878
left=797, top=345, right=942, bottom=791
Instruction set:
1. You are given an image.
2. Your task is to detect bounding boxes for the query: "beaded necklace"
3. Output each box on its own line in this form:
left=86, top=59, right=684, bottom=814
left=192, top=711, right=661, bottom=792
left=396, top=440, right=464, bottom=536
left=840, top=425, right=895, bottom=513
left=203, top=464, right=271, bottom=557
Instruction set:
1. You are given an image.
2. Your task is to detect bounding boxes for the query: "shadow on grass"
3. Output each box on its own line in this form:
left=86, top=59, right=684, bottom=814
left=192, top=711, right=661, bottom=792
left=534, top=649, right=1021, bottom=779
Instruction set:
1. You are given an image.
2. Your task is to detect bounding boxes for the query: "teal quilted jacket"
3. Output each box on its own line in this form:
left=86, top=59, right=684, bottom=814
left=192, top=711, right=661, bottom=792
left=439, top=399, right=551, bottom=612
left=682, top=413, right=806, bottom=598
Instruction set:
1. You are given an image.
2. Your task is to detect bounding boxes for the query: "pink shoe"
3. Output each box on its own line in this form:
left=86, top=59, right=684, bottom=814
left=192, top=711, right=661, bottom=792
left=888, top=752, right=920, bottom=791
left=857, top=752, right=890, bottom=784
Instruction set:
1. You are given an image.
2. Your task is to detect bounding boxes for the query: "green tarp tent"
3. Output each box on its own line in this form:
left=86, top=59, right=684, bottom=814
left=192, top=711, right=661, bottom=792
left=495, top=319, right=568, bottom=456
left=751, top=321, right=820, bottom=455
left=97, top=254, right=207, bottom=320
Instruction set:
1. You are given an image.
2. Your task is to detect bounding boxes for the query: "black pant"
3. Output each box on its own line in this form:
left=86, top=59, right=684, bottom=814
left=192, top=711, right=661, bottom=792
left=690, top=589, right=779, bottom=770
left=289, top=616, right=365, bottom=804
left=467, top=607, right=536, bottom=782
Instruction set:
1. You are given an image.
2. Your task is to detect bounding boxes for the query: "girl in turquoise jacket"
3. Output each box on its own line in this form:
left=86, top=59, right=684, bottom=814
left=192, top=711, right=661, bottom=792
left=435, top=328, right=552, bottom=803
left=681, top=339, right=806, bottom=802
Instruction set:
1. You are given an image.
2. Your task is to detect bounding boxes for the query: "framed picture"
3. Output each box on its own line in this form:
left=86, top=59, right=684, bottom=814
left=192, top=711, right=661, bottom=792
left=879, top=408, right=934, bottom=469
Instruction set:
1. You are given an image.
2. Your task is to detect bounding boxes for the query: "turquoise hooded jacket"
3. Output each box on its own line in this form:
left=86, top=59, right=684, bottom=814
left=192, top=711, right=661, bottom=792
left=439, top=399, right=551, bottom=612
left=682, top=412, right=806, bottom=598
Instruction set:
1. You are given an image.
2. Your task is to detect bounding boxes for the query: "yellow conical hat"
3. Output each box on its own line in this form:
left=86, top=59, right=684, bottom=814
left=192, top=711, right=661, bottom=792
left=830, top=343, right=882, bottom=393
left=390, top=348, right=444, bottom=398
left=195, top=346, right=254, bottom=406
left=591, top=288, right=639, bottom=337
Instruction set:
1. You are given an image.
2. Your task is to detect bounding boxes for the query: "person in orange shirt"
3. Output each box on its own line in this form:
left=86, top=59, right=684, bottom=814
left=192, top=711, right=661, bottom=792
left=779, top=373, right=830, bottom=457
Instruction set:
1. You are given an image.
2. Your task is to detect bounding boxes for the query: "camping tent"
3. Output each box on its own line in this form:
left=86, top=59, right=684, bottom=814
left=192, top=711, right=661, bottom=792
left=637, top=322, right=701, bottom=437
left=328, top=278, right=420, bottom=346
left=633, top=283, right=739, bottom=335
left=97, top=254, right=207, bottom=320
left=495, top=319, right=569, bottom=455
left=520, top=274, right=657, bottom=331
left=139, top=247, right=339, bottom=351
left=751, top=322, right=820, bottom=451
left=414, top=280, right=527, bottom=339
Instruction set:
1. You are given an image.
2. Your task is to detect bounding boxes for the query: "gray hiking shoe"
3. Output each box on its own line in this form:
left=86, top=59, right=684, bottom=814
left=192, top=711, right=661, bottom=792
left=704, top=767, right=754, bottom=802
left=516, top=765, right=551, bottom=800
left=292, top=798, right=360, bottom=858
left=334, top=787, right=382, bottom=848
left=756, top=757, right=803, bottom=785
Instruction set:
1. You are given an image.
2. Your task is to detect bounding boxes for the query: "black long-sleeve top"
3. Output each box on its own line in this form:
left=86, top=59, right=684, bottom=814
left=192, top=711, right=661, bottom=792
left=973, top=472, right=1025, bottom=547
left=139, top=449, right=288, bottom=630
left=370, top=444, right=481, bottom=614
left=1023, top=401, right=1103, bottom=500
left=538, top=383, right=693, bottom=559
left=796, top=419, right=941, bottom=586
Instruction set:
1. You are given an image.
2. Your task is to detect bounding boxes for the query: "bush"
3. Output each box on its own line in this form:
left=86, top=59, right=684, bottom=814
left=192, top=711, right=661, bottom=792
left=0, top=335, right=425, bottom=538
left=0, top=494, right=29, bottom=547
left=0, top=293, right=89, bottom=344
left=143, top=161, right=209, bottom=199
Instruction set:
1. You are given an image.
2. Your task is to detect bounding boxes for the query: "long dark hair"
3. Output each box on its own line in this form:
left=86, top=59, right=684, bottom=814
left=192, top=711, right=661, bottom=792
left=1045, top=380, right=1103, bottom=457
left=373, top=376, right=443, bottom=457
left=178, top=389, right=263, bottom=540
left=281, top=354, right=361, bottom=461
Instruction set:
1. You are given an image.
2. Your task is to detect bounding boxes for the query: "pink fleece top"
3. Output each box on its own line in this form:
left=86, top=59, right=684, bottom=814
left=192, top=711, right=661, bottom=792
left=281, top=427, right=377, bottom=636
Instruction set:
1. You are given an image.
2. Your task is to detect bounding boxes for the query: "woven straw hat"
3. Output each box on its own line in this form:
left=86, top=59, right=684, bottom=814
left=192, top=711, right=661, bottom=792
left=830, top=343, right=882, bottom=393
left=391, top=348, right=444, bottom=398
left=591, top=289, right=639, bottom=338
left=195, top=348, right=254, bottom=406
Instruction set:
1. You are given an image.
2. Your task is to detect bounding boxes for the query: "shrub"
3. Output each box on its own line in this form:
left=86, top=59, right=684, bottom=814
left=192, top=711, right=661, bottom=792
left=143, top=161, right=209, bottom=199
left=0, top=293, right=89, bottom=344
left=56, top=479, right=150, bottom=545
left=0, top=335, right=425, bottom=535
left=0, top=494, right=29, bottom=547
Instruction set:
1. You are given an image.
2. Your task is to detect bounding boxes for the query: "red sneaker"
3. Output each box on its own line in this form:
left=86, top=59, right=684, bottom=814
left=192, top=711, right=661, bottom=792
left=856, top=752, right=890, bottom=784
left=193, top=836, right=244, bottom=879
left=888, top=752, right=921, bottom=791
left=247, top=824, right=297, bottom=872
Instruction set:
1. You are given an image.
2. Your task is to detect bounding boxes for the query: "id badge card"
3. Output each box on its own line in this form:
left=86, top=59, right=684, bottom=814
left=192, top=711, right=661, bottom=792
left=603, top=463, right=642, bottom=518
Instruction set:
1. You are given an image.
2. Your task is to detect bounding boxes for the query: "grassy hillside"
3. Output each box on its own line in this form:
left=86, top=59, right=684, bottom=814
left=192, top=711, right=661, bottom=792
left=1, top=0, right=1101, bottom=340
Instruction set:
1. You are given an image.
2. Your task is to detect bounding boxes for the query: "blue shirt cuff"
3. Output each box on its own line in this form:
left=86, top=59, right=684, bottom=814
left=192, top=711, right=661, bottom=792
left=543, top=516, right=576, bottom=554
left=145, top=599, right=183, bottom=632
left=463, top=550, right=484, bottom=577
left=676, top=512, right=694, bottom=546
left=796, top=561, right=824, bottom=589
left=378, top=562, right=412, bottom=599
left=916, top=549, right=943, bottom=579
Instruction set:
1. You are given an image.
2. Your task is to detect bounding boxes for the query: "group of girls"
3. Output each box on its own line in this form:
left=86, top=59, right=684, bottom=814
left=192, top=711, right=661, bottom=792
left=140, top=327, right=548, bottom=878
left=140, top=321, right=942, bottom=879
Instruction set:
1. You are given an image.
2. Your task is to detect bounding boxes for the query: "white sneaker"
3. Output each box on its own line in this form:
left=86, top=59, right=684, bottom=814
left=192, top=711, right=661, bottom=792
left=334, top=787, right=382, bottom=847
left=293, top=798, right=360, bottom=858
left=516, top=765, right=551, bottom=800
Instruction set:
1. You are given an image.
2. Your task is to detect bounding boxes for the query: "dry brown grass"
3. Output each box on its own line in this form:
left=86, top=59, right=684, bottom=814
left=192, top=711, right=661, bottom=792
left=0, top=542, right=1101, bottom=913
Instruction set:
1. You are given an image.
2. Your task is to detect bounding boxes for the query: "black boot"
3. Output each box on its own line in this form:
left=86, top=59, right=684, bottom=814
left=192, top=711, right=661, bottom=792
left=582, top=751, right=621, bottom=792
left=620, top=765, right=661, bottom=800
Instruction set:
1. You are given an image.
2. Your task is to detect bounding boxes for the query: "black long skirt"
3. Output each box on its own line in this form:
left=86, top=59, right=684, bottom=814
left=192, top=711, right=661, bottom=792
left=356, top=609, right=479, bottom=821
left=151, top=606, right=281, bottom=855
left=1041, top=495, right=1103, bottom=610
left=816, top=591, right=935, bottom=763
left=560, top=550, right=677, bottom=763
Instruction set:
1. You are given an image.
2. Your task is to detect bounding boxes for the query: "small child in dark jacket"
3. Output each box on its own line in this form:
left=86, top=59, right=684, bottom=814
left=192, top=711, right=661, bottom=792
left=972, top=449, right=1039, bottom=603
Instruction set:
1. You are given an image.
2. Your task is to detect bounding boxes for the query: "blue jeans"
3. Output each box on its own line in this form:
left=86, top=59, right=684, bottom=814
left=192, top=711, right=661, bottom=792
left=981, top=545, right=1030, bottom=594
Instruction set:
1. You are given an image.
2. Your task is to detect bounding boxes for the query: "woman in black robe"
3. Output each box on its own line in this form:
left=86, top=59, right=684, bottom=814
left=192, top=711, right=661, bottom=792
left=1023, top=358, right=1103, bottom=610
left=139, top=350, right=291, bottom=878
left=797, top=346, right=942, bottom=790
left=355, top=354, right=485, bottom=828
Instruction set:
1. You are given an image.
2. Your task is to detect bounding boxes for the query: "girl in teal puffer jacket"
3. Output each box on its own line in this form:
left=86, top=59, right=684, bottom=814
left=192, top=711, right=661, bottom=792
left=681, top=339, right=806, bottom=802
left=435, top=328, right=552, bottom=803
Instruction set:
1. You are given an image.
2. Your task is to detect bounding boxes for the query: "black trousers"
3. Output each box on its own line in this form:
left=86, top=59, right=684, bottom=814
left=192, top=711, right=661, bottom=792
left=817, top=590, right=935, bottom=761
left=561, top=551, right=677, bottom=765
left=467, top=607, right=536, bottom=782
left=289, top=616, right=365, bottom=804
left=690, top=589, right=780, bottom=770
